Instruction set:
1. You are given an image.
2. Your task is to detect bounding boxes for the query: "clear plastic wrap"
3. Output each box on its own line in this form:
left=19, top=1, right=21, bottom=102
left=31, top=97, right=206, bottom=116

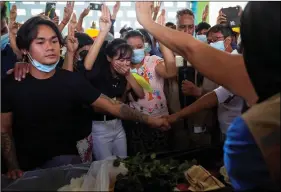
left=81, top=156, right=128, bottom=191
left=3, top=164, right=89, bottom=191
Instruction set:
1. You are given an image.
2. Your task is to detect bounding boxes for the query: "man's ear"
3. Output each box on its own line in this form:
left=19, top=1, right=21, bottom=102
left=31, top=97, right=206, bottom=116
left=21, top=49, right=28, bottom=55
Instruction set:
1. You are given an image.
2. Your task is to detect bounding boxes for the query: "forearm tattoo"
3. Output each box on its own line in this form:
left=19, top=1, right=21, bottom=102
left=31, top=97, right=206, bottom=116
left=100, top=94, right=149, bottom=123
left=1, top=133, right=20, bottom=170
left=119, top=104, right=149, bottom=124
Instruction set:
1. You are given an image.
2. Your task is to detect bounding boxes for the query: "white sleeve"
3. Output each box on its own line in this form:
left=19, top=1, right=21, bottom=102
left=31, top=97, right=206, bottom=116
left=214, top=86, right=234, bottom=104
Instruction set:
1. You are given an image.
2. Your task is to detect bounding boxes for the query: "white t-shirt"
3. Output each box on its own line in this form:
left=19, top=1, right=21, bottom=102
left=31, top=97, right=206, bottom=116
left=214, top=49, right=243, bottom=134
left=214, top=86, right=244, bottom=133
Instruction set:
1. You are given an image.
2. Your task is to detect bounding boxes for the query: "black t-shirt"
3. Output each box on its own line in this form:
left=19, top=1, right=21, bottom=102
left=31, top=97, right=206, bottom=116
left=1, top=69, right=101, bottom=171
left=1, top=44, right=17, bottom=79
left=84, top=43, right=127, bottom=120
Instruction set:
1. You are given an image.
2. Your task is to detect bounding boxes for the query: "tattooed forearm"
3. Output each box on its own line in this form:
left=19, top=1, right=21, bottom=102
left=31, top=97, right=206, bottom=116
left=1, top=133, right=20, bottom=170
left=119, top=104, right=149, bottom=124
left=98, top=94, right=150, bottom=123
left=100, top=94, right=122, bottom=104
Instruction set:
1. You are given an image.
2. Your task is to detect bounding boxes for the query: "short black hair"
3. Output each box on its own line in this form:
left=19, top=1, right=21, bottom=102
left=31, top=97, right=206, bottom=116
left=240, top=2, right=281, bottom=102
left=123, top=30, right=145, bottom=42
left=105, top=38, right=133, bottom=60
left=119, top=25, right=133, bottom=36
left=75, top=32, right=94, bottom=50
left=1, top=2, right=7, bottom=20
left=196, top=22, right=211, bottom=33
left=137, top=28, right=153, bottom=46
left=206, top=24, right=233, bottom=38
left=176, top=9, right=194, bottom=20
left=16, top=16, right=64, bottom=50
left=166, top=22, right=175, bottom=27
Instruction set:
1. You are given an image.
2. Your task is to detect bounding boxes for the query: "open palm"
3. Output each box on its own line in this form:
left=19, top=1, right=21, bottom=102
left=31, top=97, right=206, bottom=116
left=99, top=4, right=112, bottom=33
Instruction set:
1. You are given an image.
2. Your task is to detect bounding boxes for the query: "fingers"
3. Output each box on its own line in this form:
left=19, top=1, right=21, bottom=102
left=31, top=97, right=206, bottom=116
left=14, top=62, right=29, bottom=81
left=7, top=170, right=23, bottom=180
left=6, top=68, right=14, bottom=75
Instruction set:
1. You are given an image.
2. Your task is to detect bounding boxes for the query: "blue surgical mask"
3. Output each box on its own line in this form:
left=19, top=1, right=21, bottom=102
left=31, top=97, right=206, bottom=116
left=196, top=35, right=207, bottom=43
left=210, top=41, right=225, bottom=51
left=28, top=53, right=59, bottom=72
left=131, top=49, right=145, bottom=64
left=144, top=43, right=152, bottom=53
left=1, top=33, right=9, bottom=51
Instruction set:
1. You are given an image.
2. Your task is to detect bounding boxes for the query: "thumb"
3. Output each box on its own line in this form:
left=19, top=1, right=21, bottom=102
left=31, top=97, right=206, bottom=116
left=6, top=68, right=14, bottom=75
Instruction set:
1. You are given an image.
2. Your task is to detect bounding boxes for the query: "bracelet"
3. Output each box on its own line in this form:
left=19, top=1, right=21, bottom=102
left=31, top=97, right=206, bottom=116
left=61, top=20, right=68, bottom=25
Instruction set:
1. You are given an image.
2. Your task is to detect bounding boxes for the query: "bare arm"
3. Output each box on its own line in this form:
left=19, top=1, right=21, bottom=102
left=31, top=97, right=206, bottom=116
left=84, top=31, right=108, bottom=70
left=9, top=30, right=22, bottom=60
left=84, top=5, right=112, bottom=70
left=155, top=43, right=177, bottom=79
left=173, top=91, right=218, bottom=120
left=58, top=20, right=68, bottom=33
left=125, top=73, right=145, bottom=99
left=135, top=3, right=258, bottom=105
left=62, top=52, right=75, bottom=71
left=1, top=113, right=20, bottom=171
left=76, top=8, right=90, bottom=33
left=76, top=15, right=85, bottom=33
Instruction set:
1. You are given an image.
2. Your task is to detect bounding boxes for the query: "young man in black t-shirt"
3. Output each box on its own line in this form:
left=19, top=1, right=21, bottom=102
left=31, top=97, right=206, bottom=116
left=1, top=16, right=170, bottom=179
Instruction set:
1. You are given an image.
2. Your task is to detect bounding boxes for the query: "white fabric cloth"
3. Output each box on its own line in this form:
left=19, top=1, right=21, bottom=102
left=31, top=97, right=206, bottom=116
left=214, top=86, right=244, bottom=133
left=92, top=119, right=127, bottom=160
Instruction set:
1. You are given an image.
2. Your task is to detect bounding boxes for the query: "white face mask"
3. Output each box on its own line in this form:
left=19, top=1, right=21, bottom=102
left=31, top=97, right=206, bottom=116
left=27, top=53, right=59, bottom=73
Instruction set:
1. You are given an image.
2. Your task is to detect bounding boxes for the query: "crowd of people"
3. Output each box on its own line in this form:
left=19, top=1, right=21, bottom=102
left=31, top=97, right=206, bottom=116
left=1, top=1, right=280, bottom=191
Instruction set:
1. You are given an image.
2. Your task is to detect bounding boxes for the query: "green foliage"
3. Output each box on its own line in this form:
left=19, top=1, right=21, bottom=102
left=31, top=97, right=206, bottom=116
left=113, top=153, right=197, bottom=189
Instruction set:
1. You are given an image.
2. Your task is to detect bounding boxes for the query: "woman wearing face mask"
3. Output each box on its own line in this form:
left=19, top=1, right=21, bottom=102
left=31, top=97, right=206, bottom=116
left=123, top=30, right=177, bottom=155
left=83, top=5, right=145, bottom=160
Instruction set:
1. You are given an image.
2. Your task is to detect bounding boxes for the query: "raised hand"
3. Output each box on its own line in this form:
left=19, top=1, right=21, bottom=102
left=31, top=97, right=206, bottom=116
left=66, top=13, right=78, bottom=53
left=181, top=80, right=202, bottom=97
left=112, top=1, right=120, bottom=17
left=99, top=4, right=112, bottom=33
left=52, top=12, right=60, bottom=26
left=81, top=7, right=90, bottom=18
left=8, top=21, right=19, bottom=36
left=62, top=1, right=74, bottom=24
left=153, top=2, right=162, bottom=15
left=135, top=2, right=154, bottom=26
left=10, top=4, right=17, bottom=23
left=202, top=4, right=209, bottom=22
left=217, top=9, right=227, bottom=25
left=156, top=9, right=166, bottom=26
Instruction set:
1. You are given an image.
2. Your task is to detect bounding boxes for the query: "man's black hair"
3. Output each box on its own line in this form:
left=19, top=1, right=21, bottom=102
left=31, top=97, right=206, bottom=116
left=119, top=25, right=133, bottom=36
left=165, top=22, right=175, bottom=27
left=206, top=24, right=233, bottom=38
left=196, top=22, right=211, bottom=33
left=16, top=16, right=64, bottom=50
left=176, top=9, right=194, bottom=20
